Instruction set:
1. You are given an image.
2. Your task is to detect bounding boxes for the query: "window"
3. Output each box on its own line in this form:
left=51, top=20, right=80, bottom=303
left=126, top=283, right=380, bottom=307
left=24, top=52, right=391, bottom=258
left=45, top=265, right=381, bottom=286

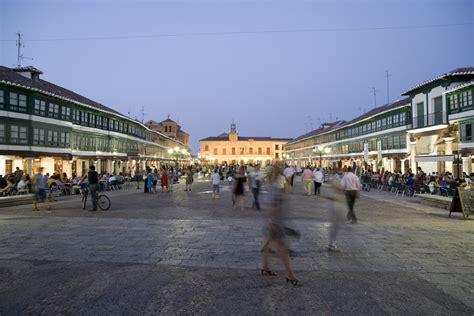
left=90, top=114, right=96, bottom=127
left=49, top=103, right=59, bottom=118
left=0, top=90, right=4, bottom=109
left=213, top=148, right=217, bottom=155
left=393, top=135, right=400, bottom=148
left=275, top=144, right=279, bottom=150
left=119, top=122, right=123, bottom=132
left=468, top=90, right=473, bottom=107
left=449, top=95, right=458, bottom=110
left=393, top=114, right=399, bottom=125
left=381, top=118, right=387, bottom=128
left=249, top=147, right=253, bottom=154
left=72, top=109, right=80, bottom=123
left=97, top=116, right=102, bottom=128
left=60, top=132, right=70, bottom=147
left=114, top=120, right=118, bottom=131
left=258, top=147, right=262, bottom=154
left=9, top=92, right=27, bottom=112
left=204, top=145, right=209, bottom=151
left=240, top=147, right=245, bottom=154
left=222, top=148, right=226, bottom=155
left=376, top=120, right=381, bottom=129
left=232, top=147, right=236, bottom=155
left=34, top=100, right=46, bottom=116
left=33, top=128, right=45, bottom=145
left=266, top=147, right=270, bottom=155
left=61, top=106, right=70, bottom=120
left=47, top=130, right=58, bottom=146
left=0, top=124, right=4, bottom=142
left=399, top=113, right=405, bottom=124
left=10, top=125, right=27, bottom=144
left=81, top=111, right=88, bottom=125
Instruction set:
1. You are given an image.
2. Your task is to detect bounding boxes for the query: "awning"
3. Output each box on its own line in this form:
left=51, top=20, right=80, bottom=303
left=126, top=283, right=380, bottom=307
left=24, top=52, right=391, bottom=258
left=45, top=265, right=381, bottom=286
left=415, top=154, right=454, bottom=162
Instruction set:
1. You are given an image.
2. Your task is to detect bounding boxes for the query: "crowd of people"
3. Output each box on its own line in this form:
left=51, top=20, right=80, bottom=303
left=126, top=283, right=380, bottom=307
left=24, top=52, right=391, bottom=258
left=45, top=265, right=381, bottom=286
left=0, top=166, right=130, bottom=198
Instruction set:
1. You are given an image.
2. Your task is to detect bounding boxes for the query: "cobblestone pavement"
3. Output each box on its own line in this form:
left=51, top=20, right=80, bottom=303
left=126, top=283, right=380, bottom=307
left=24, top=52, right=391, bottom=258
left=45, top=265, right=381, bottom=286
left=0, top=177, right=472, bottom=314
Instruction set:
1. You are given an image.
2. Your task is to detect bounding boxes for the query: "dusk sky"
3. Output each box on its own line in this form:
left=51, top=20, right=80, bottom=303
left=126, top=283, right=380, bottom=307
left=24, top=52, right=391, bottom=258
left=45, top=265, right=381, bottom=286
left=1, top=0, right=473, bottom=152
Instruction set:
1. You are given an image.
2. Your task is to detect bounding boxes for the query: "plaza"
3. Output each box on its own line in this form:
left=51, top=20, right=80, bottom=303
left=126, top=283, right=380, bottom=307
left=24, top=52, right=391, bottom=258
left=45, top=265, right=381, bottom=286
left=0, top=178, right=472, bottom=314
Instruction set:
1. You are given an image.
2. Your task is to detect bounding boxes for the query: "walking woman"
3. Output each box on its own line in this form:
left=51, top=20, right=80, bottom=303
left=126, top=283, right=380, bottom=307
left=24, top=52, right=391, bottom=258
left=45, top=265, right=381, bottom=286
left=146, top=169, right=153, bottom=193
left=161, top=166, right=168, bottom=192
left=185, top=166, right=194, bottom=191
left=168, top=167, right=174, bottom=192
left=260, top=163, right=298, bottom=286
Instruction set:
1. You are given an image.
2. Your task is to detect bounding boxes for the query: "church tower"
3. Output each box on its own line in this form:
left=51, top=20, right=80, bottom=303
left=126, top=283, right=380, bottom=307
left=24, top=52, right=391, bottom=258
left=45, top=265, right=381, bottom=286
left=229, top=121, right=238, bottom=142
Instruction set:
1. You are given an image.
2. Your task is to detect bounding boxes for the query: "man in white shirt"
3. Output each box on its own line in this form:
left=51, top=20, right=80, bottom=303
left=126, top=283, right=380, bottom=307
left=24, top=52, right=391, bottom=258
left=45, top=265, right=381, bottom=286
left=211, top=168, right=221, bottom=199
left=340, top=166, right=361, bottom=224
left=283, top=165, right=294, bottom=193
left=313, top=168, right=324, bottom=196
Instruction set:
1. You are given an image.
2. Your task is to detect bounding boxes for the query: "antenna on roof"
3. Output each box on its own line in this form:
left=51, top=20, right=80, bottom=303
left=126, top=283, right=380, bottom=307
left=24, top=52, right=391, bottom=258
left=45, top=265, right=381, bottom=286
left=167, top=114, right=170, bottom=119
left=370, top=87, right=378, bottom=108
left=15, top=33, right=33, bottom=67
left=385, top=70, right=391, bottom=105
left=140, top=106, right=145, bottom=123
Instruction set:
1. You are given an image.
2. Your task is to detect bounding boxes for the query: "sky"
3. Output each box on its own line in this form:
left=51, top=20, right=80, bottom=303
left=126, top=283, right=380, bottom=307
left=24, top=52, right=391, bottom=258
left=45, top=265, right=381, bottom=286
left=1, top=0, right=473, bottom=152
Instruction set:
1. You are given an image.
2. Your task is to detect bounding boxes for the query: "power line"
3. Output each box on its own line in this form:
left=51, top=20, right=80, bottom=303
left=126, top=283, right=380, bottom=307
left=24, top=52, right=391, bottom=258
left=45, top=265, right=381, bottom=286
left=1, top=22, right=472, bottom=42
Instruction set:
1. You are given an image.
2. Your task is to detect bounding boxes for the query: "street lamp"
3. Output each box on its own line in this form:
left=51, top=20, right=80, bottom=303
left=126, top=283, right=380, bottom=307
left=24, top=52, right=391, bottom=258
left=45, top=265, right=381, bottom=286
left=313, top=146, right=331, bottom=168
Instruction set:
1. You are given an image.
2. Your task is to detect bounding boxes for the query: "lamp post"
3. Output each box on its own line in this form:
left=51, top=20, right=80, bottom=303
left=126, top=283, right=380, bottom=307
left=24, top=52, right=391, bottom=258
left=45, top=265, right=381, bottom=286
left=454, top=151, right=461, bottom=179
left=312, top=145, right=331, bottom=168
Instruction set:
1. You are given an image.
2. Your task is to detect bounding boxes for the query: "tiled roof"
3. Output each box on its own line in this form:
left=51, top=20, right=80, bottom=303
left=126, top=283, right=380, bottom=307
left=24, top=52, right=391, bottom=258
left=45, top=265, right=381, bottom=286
left=443, top=80, right=474, bottom=94
left=401, top=67, right=474, bottom=96
left=287, top=97, right=411, bottom=145
left=0, top=65, right=123, bottom=116
left=288, top=120, right=347, bottom=143
left=13, top=66, right=43, bottom=74
left=200, top=135, right=291, bottom=142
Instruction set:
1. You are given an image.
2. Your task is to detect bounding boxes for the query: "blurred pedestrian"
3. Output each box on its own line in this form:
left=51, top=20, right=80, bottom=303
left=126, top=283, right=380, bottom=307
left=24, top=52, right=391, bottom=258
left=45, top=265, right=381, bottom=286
left=234, top=166, right=246, bottom=211
left=313, top=167, right=323, bottom=196
left=341, top=166, right=361, bottom=224
left=32, top=167, right=49, bottom=211
left=260, top=163, right=298, bottom=286
left=211, top=168, right=221, bottom=199
left=251, top=165, right=262, bottom=210
left=168, top=167, right=174, bottom=192
left=185, top=166, right=194, bottom=191
left=302, top=166, right=313, bottom=196
left=161, top=166, right=168, bottom=192
left=325, top=180, right=345, bottom=251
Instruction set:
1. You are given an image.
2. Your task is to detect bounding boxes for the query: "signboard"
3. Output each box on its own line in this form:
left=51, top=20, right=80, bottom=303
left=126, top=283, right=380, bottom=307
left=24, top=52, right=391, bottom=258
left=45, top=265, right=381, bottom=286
left=377, top=140, right=382, bottom=161
left=450, top=187, right=474, bottom=220
left=363, top=143, right=369, bottom=161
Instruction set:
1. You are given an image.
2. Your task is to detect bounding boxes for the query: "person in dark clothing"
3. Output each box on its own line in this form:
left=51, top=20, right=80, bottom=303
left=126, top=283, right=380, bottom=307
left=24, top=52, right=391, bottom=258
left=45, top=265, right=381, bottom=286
left=0, top=175, right=7, bottom=189
left=87, top=165, right=99, bottom=211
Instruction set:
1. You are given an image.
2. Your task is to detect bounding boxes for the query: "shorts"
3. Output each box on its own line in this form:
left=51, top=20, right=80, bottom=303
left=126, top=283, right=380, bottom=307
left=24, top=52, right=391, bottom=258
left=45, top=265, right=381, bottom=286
left=212, top=184, right=220, bottom=193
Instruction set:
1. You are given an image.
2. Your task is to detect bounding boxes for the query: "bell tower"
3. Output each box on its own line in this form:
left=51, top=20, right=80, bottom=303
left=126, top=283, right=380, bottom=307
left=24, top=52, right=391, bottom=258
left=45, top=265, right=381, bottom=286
left=229, top=121, right=238, bottom=142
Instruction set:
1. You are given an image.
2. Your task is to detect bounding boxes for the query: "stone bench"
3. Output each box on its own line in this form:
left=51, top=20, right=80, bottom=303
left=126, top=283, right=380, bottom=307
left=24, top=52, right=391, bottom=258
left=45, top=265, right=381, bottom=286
left=419, top=194, right=452, bottom=210
left=0, top=194, right=35, bottom=208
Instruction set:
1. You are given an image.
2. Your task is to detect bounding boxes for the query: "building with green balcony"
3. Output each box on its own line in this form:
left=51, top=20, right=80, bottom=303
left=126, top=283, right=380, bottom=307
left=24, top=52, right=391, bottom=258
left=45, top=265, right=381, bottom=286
left=401, top=67, right=474, bottom=176
left=284, top=98, right=412, bottom=173
left=0, top=65, right=191, bottom=178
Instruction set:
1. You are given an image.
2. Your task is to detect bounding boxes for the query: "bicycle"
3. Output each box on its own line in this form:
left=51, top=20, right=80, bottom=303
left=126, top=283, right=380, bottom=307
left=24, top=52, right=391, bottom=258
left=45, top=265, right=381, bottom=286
left=81, top=185, right=111, bottom=210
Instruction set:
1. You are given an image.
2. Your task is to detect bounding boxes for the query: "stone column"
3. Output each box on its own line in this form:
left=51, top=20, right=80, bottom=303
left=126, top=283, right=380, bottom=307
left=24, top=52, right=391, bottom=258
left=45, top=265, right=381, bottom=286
left=400, top=159, right=406, bottom=174
left=443, top=137, right=454, bottom=173
left=25, top=158, right=34, bottom=175
left=410, top=140, right=417, bottom=171
left=462, top=157, right=469, bottom=175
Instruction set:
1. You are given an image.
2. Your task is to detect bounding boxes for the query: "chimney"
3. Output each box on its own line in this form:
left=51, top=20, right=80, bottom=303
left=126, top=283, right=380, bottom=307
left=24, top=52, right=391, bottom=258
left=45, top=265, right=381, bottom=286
left=13, top=66, right=43, bottom=81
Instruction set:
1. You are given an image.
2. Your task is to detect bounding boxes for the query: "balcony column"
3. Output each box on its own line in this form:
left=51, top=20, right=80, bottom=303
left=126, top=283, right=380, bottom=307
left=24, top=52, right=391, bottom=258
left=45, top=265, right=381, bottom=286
left=400, top=159, right=406, bottom=174
left=443, top=137, right=454, bottom=173
left=409, top=139, right=417, bottom=171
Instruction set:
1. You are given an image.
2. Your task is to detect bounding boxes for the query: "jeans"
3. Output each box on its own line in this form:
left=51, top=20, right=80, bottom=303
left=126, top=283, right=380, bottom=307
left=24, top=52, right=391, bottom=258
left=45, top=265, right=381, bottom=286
left=314, top=181, right=322, bottom=195
left=252, top=187, right=260, bottom=210
left=345, top=190, right=358, bottom=222
left=89, top=184, right=98, bottom=210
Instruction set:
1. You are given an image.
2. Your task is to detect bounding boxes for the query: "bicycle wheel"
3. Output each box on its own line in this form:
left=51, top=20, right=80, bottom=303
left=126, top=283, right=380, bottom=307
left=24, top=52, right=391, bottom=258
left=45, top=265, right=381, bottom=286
left=82, top=193, right=87, bottom=210
left=98, top=194, right=111, bottom=210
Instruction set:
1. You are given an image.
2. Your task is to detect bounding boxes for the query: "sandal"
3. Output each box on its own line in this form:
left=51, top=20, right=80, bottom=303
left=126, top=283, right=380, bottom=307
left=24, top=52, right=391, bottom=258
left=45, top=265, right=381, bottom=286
left=286, top=277, right=299, bottom=286
left=261, top=269, right=277, bottom=276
